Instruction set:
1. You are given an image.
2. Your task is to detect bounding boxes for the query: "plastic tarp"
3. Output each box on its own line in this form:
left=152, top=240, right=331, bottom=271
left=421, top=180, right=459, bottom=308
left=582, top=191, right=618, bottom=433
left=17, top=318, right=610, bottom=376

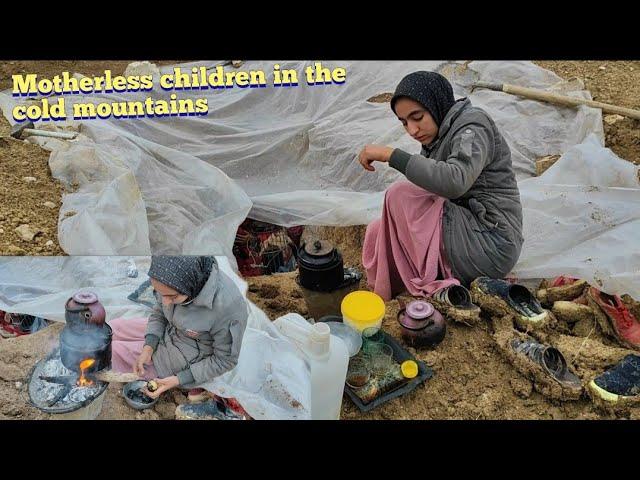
left=0, top=256, right=310, bottom=420
left=1, top=60, right=638, bottom=296
left=512, top=134, right=640, bottom=299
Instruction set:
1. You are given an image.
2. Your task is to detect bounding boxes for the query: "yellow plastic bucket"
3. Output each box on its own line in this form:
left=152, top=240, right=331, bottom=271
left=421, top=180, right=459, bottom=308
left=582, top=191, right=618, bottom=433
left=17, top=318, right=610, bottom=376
left=341, top=291, right=386, bottom=333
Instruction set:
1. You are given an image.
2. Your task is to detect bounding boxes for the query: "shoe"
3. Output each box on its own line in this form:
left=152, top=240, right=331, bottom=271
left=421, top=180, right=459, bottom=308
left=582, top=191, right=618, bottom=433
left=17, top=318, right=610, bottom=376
left=537, top=276, right=587, bottom=306
left=471, top=277, right=549, bottom=329
left=511, top=338, right=581, bottom=390
left=552, top=301, right=595, bottom=325
left=187, top=388, right=211, bottom=403
left=492, top=323, right=582, bottom=401
left=0, top=312, right=33, bottom=338
left=588, top=355, right=640, bottom=404
left=587, top=287, right=640, bottom=350
left=430, top=285, right=481, bottom=325
left=175, top=399, right=245, bottom=420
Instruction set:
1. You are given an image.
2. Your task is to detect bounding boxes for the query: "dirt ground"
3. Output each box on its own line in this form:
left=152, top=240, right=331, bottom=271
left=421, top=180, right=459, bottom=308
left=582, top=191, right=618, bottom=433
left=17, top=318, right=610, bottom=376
left=0, top=60, right=183, bottom=255
left=535, top=61, right=640, bottom=165
left=1, top=60, right=639, bottom=420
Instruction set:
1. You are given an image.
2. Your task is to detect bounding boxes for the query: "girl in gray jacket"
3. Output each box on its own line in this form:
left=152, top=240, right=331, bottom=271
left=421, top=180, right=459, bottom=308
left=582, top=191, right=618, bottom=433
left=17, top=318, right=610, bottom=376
left=111, top=256, right=248, bottom=401
left=359, top=71, right=523, bottom=305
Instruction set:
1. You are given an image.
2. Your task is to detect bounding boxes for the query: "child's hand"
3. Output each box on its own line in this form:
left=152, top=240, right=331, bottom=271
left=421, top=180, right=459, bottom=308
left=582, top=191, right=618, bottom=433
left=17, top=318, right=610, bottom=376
left=358, top=145, right=393, bottom=172
left=134, top=345, right=154, bottom=377
left=142, top=375, right=179, bottom=399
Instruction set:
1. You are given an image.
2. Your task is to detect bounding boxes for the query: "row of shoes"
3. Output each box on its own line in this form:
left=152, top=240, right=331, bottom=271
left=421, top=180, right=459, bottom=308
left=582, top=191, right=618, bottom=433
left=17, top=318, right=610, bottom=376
left=426, top=277, right=640, bottom=409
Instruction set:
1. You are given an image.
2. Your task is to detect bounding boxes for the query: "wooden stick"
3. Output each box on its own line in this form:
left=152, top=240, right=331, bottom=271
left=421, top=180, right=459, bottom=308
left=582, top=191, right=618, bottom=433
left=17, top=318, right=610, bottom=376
left=93, top=370, right=140, bottom=383
left=474, top=82, right=640, bottom=120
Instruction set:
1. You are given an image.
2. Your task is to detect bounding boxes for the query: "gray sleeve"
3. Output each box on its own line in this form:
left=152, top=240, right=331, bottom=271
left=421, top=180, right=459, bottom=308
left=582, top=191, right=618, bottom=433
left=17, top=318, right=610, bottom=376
left=389, top=123, right=494, bottom=199
left=144, top=296, right=167, bottom=351
left=179, top=306, right=249, bottom=386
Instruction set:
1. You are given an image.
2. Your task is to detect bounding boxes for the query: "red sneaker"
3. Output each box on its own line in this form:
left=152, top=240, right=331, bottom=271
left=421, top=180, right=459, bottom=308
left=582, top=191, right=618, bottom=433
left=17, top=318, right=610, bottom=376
left=550, top=275, right=580, bottom=288
left=588, top=287, right=640, bottom=350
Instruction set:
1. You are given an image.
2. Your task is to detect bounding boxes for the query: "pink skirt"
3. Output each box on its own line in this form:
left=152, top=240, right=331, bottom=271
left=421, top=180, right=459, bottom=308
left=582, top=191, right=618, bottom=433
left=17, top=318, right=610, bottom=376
left=109, top=317, right=158, bottom=380
left=363, top=180, right=459, bottom=301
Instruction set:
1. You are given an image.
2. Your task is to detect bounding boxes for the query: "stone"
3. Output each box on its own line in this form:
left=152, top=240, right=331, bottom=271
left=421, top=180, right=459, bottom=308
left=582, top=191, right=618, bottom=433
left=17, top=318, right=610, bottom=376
left=604, top=114, right=625, bottom=125
left=15, top=224, right=39, bottom=242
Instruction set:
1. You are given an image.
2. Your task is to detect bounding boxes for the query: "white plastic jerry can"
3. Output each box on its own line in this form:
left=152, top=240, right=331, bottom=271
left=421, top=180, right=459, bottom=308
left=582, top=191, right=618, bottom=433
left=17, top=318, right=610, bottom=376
left=274, top=314, right=349, bottom=420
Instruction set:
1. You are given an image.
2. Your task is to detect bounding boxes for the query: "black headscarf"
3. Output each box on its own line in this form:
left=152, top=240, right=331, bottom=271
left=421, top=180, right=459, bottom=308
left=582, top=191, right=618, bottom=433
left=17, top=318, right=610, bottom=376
left=148, top=256, right=215, bottom=299
left=390, top=71, right=456, bottom=127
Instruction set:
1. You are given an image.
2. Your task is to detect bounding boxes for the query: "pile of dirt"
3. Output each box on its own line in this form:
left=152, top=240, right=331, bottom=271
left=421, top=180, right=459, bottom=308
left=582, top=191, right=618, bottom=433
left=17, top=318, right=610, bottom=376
left=0, top=113, right=65, bottom=255
left=0, top=61, right=184, bottom=256
left=535, top=61, right=640, bottom=166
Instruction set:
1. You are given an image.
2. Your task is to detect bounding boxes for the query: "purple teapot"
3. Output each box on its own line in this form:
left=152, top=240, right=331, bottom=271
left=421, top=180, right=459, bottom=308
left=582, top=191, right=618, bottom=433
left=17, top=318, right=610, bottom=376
left=397, top=299, right=446, bottom=349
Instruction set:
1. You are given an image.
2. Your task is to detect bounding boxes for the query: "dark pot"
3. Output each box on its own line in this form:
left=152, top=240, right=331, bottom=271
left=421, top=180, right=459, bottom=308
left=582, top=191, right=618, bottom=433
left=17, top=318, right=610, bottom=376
left=60, top=291, right=112, bottom=373
left=60, top=324, right=112, bottom=373
left=297, top=239, right=344, bottom=292
left=397, top=300, right=446, bottom=349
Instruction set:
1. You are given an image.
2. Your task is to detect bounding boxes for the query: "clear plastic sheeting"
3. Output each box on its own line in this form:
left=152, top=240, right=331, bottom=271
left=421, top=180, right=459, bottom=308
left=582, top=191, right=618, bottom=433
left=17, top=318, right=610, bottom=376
left=513, top=135, right=640, bottom=299
left=0, top=60, right=603, bottom=247
left=0, top=255, right=310, bottom=420
left=0, top=256, right=150, bottom=321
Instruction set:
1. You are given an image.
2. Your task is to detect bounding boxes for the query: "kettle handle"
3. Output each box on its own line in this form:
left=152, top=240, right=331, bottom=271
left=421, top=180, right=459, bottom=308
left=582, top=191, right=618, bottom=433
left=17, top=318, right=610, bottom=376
left=396, top=297, right=407, bottom=326
left=397, top=297, right=407, bottom=310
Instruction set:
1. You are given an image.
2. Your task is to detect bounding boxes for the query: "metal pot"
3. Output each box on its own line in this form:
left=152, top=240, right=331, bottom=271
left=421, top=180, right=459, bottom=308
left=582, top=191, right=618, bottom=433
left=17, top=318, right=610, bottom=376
left=297, top=239, right=344, bottom=292
left=397, top=300, right=446, bottom=349
left=60, top=291, right=112, bottom=373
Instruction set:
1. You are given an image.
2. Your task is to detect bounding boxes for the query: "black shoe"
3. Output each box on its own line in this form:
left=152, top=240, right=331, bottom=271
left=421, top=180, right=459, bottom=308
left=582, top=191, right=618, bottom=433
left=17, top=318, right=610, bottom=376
left=511, top=338, right=581, bottom=389
left=431, top=285, right=481, bottom=325
left=471, top=277, right=549, bottom=328
left=588, top=355, right=640, bottom=403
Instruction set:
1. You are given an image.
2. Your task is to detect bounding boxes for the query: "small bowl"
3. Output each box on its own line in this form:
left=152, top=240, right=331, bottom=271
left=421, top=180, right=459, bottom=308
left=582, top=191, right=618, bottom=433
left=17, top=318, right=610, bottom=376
left=122, top=380, right=157, bottom=410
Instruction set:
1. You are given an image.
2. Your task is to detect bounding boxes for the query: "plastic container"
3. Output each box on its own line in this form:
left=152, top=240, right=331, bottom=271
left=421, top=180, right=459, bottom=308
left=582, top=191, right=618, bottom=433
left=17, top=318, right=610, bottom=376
left=274, top=314, right=349, bottom=420
left=341, top=291, right=386, bottom=333
left=318, top=320, right=362, bottom=357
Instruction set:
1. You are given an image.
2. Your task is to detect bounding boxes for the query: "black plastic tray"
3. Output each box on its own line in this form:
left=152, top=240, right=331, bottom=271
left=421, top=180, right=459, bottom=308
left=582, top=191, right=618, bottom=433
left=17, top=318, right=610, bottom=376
left=343, top=330, right=434, bottom=412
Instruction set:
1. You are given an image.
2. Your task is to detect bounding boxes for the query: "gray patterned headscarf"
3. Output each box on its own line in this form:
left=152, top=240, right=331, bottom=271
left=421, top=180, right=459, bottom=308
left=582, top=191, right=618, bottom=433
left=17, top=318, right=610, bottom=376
left=390, top=71, right=456, bottom=127
left=148, top=256, right=215, bottom=299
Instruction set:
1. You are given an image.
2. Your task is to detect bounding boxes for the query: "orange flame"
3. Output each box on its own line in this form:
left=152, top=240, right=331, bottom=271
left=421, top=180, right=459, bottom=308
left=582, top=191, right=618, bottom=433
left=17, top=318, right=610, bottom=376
left=77, top=358, right=95, bottom=387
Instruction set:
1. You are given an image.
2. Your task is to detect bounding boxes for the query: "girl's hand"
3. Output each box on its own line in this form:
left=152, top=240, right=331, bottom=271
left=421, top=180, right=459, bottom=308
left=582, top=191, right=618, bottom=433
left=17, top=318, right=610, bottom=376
left=358, top=145, right=394, bottom=172
left=142, top=375, right=179, bottom=399
left=134, top=345, right=154, bottom=377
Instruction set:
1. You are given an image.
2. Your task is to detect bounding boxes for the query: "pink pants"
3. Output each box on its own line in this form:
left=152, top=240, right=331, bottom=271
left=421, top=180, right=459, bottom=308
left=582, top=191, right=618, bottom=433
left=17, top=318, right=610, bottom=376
left=109, top=317, right=158, bottom=380
left=363, top=181, right=459, bottom=301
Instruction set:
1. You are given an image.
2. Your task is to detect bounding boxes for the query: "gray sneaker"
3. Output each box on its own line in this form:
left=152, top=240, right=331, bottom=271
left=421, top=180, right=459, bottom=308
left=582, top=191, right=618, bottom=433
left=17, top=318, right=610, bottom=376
left=511, top=338, right=581, bottom=389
